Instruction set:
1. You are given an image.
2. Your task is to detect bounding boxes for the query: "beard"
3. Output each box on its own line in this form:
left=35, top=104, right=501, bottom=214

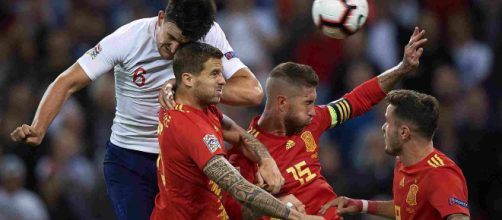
left=284, top=115, right=309, bottom=136
left=384, top=133, right=403, bottom=156
left=194, top=87, right=221, bottom=106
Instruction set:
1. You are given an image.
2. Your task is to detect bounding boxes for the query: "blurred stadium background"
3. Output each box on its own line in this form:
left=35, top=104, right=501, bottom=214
left=0, top=0, right=501, bottom=219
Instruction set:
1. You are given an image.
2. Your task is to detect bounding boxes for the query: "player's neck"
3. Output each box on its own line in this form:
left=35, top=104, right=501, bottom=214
left=400, top=138, right=434, bottom=167
left=257, top=109, right=288, bottom=136
left=175, top=90, right=209, bottom=111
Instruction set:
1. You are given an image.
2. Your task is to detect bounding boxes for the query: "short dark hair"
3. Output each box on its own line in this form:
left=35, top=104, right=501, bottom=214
left=269, top=62, right=319, bottom=88
left=173, top=42, right=223, bottom=83
left=385, top=90, right=440, bottom=139
left=164, top=0, right=216, bottom=42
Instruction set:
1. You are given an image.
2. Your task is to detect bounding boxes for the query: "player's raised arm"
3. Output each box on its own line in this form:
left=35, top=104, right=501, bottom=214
left=325, top=27, right=427, bottom=128
left=221, top=114, right=284, bottom=194
left=318, top=196, right=394, bottom=218
left=377, top=27, right=427, bottom=92
left=203, top=155, right=324, bottom=220
left=10, top=63, right=91, bottom=145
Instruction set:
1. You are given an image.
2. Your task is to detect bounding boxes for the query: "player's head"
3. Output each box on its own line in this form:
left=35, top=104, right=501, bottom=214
left=173, top=42, right=224, bottom=106
left=265, top=62, right=319, bottom=135
left=156, top=0, right=216, bottom=59
left=382, top=90, right=439, bottom=156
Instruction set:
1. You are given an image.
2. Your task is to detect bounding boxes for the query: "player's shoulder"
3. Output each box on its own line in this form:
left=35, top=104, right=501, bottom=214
left=423, top=151, right=465, bottom=181
left=424, top=150, right=459, bottom=170
left=307, top=105, right=331, bottom=125
left=201, top=22, right=225, bottom=42
left=206, top=22, right=223, bottom=36
left=113, top=17, right=156, bottom=37
left=166, top=104, right=194, bottom=119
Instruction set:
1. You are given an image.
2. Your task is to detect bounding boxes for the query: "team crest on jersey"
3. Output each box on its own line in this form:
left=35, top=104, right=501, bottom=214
left=449, top=197, right=468, bottom=208
left=86, top=43, right=102, bottom=59
left=203, top=134, right=221, bottom=153
left=406, top=184, right=419, bottom=206
left=300, top=131, right=317, bottom=152
left=285, top=140, right=295, bottom=150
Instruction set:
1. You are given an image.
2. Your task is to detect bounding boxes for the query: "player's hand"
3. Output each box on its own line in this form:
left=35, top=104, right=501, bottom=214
left=10, top=124, right=44, bottom=146
left=158, top=79, right=176, bottom=109
left=399, top=26, right=427, bottom=73
left=257, top=158, right=284, bottom=194
left=318, top=196, right=360, bottom=216
left=279, top=194, right=306, bottom=214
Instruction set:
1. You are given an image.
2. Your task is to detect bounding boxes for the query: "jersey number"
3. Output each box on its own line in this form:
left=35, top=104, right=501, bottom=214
left=133, top=67, right=146, bottom=87
left=286, top=161, right=316, bottom=185
left=395, top=205, right=401, bottom=220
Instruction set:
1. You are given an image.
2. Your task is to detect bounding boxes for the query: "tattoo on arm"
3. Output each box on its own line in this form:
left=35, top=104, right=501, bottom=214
left=203, top=156, right=289, bottom=219
left=220, top=114, right=272, bottom=162
left=242, top=205, right=262, bottom=220
left=446, top=214, right=470, bottom=220
left=241, top=131, right=272, bottom=162
left=377, top=65, right=406, bottom=93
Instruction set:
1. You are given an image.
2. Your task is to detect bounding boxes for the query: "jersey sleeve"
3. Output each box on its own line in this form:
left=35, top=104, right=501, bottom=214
left=315, top=105, right=336, bottom=131
left=326, top=76, right=386, bottom=127
left=202, top=22, right=247, bottom=79
left=77, top=24, right=132, bottom=80
left=175, top=115, right=226, bottom=170
left=427, top=168, right=470, bottom=218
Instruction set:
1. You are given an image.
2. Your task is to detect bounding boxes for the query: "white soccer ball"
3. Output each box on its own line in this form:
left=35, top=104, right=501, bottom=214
left=312, top=0, right=369, bottom=39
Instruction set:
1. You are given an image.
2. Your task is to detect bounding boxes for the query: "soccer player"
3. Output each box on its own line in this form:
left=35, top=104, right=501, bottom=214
left=152, top=42, right=323, bottom=220
left=9, top=1, right=266, bottom=220
left=319, top=90, right=470, bottom=220
left=225, top=27, right=428, bottom=219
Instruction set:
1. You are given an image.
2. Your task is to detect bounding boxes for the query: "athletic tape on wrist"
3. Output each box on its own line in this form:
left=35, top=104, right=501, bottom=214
left=361, top=200, right=369, bottom=213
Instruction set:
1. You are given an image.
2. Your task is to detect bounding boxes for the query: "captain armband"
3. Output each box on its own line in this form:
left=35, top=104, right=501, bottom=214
left=327, top=98, right=352, bottom=128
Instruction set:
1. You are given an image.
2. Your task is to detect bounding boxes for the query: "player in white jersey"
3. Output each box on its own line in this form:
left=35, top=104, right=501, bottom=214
left=10, top=0, right=265, bottom=219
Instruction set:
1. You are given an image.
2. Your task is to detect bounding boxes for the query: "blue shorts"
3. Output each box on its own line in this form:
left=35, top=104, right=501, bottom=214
left=103, top=141, right=159, bottom=220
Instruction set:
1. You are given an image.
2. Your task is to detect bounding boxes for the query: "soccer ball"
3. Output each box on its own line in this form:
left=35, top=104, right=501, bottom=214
left=312, top=0, right=369, bottom=39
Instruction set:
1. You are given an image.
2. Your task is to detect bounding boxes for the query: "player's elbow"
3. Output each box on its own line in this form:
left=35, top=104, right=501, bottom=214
left=247, top=85, right=264, bottom=106
left=53, top=63, right=91, bottom=94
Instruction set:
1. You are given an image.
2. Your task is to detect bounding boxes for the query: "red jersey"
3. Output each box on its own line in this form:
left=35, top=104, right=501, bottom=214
left=225, top=77, right=385, bottom=219
left=393, top=149, right=470, bottom=220
left=151, top=104, right=229, bottom=220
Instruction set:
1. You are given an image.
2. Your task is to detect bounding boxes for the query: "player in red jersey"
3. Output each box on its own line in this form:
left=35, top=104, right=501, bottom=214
left=319, top=90, right=470, bottom=220
left=151, top=42, right=323, bottom=220
left=224, top=27, right=428, bottom=219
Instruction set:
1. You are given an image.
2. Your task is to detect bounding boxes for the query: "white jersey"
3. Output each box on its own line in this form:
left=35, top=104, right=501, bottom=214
left=78, top=17, right=246, bottom=153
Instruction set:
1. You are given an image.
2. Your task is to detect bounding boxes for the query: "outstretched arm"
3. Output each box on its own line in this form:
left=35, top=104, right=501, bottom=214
left=203, top=155, right=320, bottom=220
left=10, top=63, right=92, bottom=145
left=325, top=27, right=427, bottom=127
left=377, top=27, right=427, bottom=92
